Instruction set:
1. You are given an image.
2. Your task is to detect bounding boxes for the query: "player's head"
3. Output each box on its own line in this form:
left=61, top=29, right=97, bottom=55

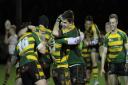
left=5, top=19, right=11, bottom=30
left=38, top=15, right=49, bottom=28
left=109, top=14, right=118, bottom=31
left=85, top=16, right=93, bottom=29
left=105, top=22, right=111, bottom=33
left=60, top=10, right=74, bottom=28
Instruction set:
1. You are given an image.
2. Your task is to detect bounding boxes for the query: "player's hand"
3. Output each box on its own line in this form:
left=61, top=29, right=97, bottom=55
left=48, top=38, right=55, bottom=47
left=100, top=68, right=105, bottom=76
left=84, top=40, right=89, bottom=46
left=56, top=14, right=62, bottom=22
left=79, top=32, right=84, bottom=41
left=37, top=41, right=46, bottom=54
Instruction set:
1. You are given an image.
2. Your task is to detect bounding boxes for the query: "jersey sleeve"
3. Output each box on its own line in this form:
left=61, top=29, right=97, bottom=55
left=55, top=38, right=67, bottom=44
left=92, top=24, right=99, bottom=40
left=122, top=32, right=128, bottom=44
left=56, top=37, right=81, bottom=45
left=32, top=32, right=41, bottom=46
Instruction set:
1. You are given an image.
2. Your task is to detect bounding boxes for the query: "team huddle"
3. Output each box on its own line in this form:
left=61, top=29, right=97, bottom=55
left=2, top=10, right=128, bottom=85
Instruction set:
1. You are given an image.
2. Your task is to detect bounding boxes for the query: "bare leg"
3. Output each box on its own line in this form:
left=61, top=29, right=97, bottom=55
left=3, top=60, right=12, bottom=85
left=108, top=74, right=117, bottom=85
left=124, top=76, right=128, bottom=85
left=35, top=79, right=47, bottom=85
left=15, top=78, right=23, bottom=85
left=91, top=50, right=99, bottom=85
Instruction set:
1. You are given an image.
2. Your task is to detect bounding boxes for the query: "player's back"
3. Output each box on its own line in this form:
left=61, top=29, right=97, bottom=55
left=16, top=32, right=40, bottom=66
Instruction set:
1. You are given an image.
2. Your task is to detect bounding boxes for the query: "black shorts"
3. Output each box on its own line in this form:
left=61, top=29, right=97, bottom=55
left=84, top=57, right=92, bottom=70
left=20, top=61, right=45, bottom=85
left=69, top=64, right=86, bottom=84
left=108, top=63, right=126, bottom=76
left=52, top=67, right=71, bottom=85
left=40, top=62, right=51, bottom=79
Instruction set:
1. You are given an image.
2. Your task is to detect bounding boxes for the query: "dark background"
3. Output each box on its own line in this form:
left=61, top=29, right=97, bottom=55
left=0, top=0, right=128, bottom=63
left=0, top=0, right=128, bottom=32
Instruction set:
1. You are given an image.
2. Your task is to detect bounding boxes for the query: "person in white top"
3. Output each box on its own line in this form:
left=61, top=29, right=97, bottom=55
left=3, top=20, right=18, bottom=85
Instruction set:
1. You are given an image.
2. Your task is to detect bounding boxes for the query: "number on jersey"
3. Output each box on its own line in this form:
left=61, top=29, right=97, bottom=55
left=18, top=37, right=29, bottom=52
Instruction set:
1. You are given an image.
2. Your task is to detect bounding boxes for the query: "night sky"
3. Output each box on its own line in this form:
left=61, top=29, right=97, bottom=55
left=0, top=0, right=128, bottom=34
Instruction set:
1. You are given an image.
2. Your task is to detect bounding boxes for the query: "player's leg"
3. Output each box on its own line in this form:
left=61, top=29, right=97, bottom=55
left=15, top=67, right=23, bottom=85
left=108, top=74, right=118, bottom=85
left=77, top=64, right=86, bottom=85
left=21, top=61, right=47, bottom=85
left=69, top=64, right=85, bottom=85
left=3, top=54, right=12, bottom=85
left=35, top=79, right=47, bottom=85
left=91, top=48, right=99, bottom=85
left=52, top=67, right=71, bottom=85
left=104, top=61, right=109, bottom=85
left=15, top=78, right=23, bottom=85
left=40, top=61, right=51, bottom=80
left=52, top=68, right=61, bottom=85
left=124, top=76, right=128, bottom=85
left=59, top=68, right=71, bottom=85
left=125, top=65, right=128, bottom=85
left=117, top=63, right=126, bottom=85
left=108, top=63, right=118, bottom=85
left=84, top=57, right=91, bottom=85
left=33, top=61, right=47, bottom=85
left=21, top=68, right=33, bottom=85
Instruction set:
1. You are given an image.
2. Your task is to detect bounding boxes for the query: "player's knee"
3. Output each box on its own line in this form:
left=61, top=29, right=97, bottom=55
left=15, top=78, right=22, bottom=85
left=35, top=79, right=47, bottom=85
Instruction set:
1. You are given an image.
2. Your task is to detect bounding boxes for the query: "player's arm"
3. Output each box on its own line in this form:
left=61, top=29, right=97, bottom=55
left=13, top=46, right=20, bottom=66
left=37, top=41, right=46, bottom=54
left=101, top=46, right=107, bottom=74
left=32, top=32, right=47, bottom=54
left=4, top=30, right=9, bottom=44
left=56, top=32, right=84, bottom=45
left=101, top=35, right=108, bottom=76
left=89, top=26, right=99, bottom=46
left=123, top=33, right=128, bottom=64
left=125, top=43, right=128, bottom=64
left=53, top=15, right=62, bottom=37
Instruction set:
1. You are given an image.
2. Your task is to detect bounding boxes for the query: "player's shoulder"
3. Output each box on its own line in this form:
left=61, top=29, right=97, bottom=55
left=117, top=29, right=127, bottom=37
left=19, top=32, right=32, bottom=41
left=117, top=29, right=126, bottom=34
left=91, top=23, right=98, bottom=32
left=104, top=32, right=111, bottom=38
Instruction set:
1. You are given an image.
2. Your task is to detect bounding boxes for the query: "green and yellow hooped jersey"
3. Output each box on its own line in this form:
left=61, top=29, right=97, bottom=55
left=61, top=24, right=85, bottom=66
left=35, top=25, right=54, bottom=65
left=80, top=41, right=91, bottom=59
left=51, top=39, right=69, bottom=68
left=104, top=29, right=128, bottom=63
left=84, top=24, right=100, bottom=42
left=15, top=32, right=41, bottom=66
